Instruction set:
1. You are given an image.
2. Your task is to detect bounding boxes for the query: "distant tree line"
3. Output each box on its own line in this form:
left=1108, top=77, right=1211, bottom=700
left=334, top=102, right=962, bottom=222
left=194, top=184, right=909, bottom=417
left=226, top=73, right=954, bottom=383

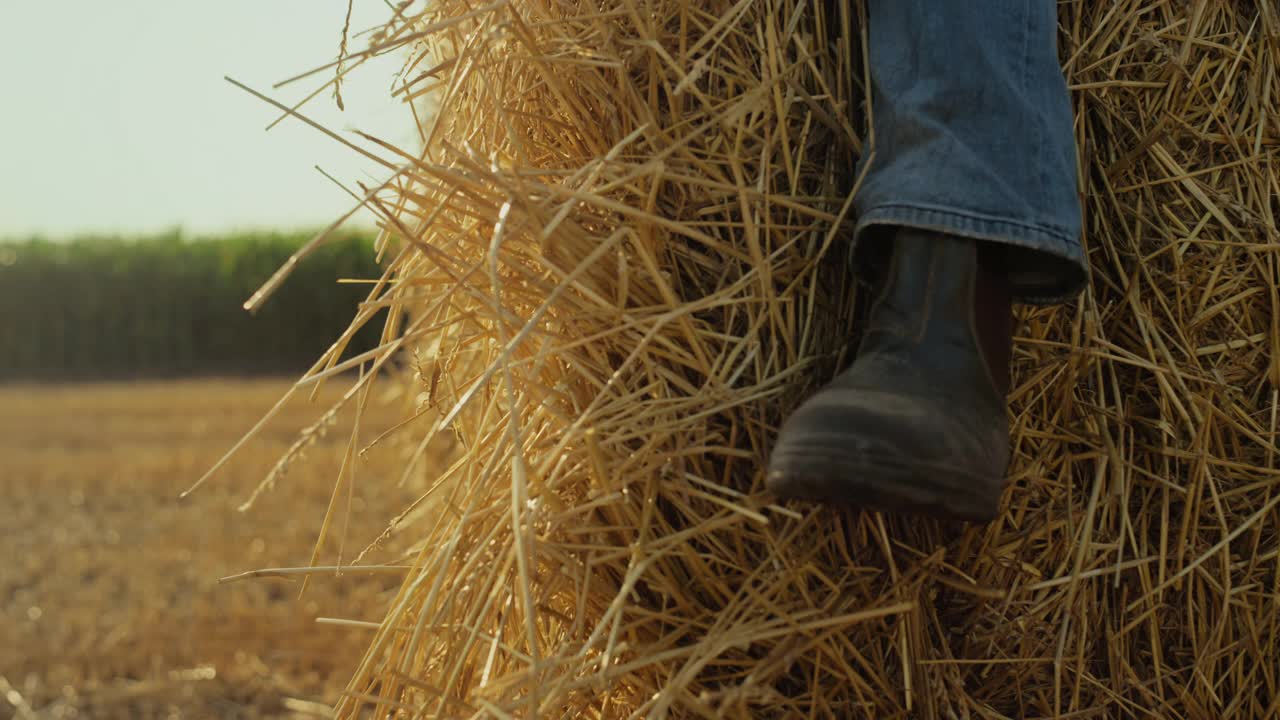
left=0, top=230, right=387, bottom=380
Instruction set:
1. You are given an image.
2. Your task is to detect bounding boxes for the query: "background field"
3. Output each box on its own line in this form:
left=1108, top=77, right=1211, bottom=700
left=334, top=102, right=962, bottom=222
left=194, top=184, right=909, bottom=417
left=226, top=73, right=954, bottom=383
left=0, top=231, right=384, bottom=380
left=0, top=378, right=424, bottom=718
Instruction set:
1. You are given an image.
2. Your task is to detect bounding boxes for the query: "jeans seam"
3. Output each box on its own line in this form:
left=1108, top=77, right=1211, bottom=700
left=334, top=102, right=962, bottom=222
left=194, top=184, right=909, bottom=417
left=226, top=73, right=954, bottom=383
left=1021, top=0, right=1047, bottom=212
left=853, top=204, right=1087, bottom=305
left=856, top=202, right=1078, bottom=246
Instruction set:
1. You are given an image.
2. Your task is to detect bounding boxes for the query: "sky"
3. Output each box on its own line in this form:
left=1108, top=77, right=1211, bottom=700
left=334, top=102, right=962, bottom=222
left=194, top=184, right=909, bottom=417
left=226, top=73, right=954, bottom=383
left=1, top=2, right=417, bottom=239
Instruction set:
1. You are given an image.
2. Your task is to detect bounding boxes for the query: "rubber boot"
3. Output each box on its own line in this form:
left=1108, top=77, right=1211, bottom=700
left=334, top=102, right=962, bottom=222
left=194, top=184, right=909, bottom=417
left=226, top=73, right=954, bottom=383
left=766, top=228, right=1014, bottom=521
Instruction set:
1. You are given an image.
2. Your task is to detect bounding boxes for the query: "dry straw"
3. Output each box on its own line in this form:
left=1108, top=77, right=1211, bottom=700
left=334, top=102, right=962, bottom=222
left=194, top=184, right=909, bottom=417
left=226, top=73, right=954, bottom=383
left=208, top=0, right=1280, bottom=717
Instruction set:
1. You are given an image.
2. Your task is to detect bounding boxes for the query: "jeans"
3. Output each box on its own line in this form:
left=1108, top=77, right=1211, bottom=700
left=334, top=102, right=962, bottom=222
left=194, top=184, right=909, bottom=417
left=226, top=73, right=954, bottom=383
left=854, top=0, right=1085, bottom=305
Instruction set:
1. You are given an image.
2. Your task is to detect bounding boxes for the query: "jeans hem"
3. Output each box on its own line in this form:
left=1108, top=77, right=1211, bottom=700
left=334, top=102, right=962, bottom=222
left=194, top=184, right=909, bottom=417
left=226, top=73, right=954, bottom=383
left=854, top=203, right=1086, bottom=306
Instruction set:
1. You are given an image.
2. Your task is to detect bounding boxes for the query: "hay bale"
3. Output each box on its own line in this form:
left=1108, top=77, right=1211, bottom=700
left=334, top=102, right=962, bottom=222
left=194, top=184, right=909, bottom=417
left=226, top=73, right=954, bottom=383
left=228, top=1, right=1280, bottom=716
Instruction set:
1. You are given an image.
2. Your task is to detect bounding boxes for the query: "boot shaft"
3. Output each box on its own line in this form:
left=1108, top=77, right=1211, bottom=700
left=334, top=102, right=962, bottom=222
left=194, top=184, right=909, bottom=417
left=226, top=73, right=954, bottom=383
left=858, top=229, right=1013, bottom=398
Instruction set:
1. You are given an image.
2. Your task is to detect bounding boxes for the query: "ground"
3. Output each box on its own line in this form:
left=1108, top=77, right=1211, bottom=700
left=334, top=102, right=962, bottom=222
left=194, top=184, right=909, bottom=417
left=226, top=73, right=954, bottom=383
left=0, top=378, right=422, bottom=719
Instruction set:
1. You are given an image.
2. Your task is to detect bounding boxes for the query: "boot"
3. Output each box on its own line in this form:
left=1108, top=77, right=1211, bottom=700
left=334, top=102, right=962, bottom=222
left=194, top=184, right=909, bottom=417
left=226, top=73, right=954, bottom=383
left=766, top=227, right=1014, bottom=521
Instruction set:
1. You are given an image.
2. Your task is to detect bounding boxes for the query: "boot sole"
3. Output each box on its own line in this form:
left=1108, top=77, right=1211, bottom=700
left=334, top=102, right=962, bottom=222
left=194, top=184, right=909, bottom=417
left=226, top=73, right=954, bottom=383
left=766, top=444, right=1003, bottom=522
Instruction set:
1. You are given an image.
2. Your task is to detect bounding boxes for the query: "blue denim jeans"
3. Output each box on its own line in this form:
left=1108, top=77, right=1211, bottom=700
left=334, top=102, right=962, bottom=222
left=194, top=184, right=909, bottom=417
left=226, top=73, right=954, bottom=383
left=854, top=0, right=1085, bottom=304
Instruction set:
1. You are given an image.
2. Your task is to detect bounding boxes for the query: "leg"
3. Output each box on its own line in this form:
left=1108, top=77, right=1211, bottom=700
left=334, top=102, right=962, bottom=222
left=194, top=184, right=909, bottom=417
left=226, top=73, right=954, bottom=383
left=766, top=0, right=1084, bottom=520
left=854, top=0, right=1084, bottom=301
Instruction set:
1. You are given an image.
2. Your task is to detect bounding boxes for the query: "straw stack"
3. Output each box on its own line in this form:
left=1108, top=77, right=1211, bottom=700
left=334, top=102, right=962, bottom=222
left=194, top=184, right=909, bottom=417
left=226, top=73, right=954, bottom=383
left=240, top=1, right=1280, bottom=716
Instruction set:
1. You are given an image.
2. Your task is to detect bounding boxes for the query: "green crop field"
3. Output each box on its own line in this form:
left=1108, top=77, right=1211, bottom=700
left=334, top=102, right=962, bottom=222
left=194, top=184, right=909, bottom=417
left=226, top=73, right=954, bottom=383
left=0, top=230, right=386, bottom=380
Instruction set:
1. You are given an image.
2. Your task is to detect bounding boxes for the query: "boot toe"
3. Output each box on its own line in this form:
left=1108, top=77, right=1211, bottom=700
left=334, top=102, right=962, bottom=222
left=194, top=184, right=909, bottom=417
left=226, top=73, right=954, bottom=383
left=766, top=387, right=1007, bottom=521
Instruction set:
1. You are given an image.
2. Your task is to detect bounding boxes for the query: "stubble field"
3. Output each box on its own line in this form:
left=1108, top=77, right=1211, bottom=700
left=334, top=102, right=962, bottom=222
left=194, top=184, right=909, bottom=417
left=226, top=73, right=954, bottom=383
left=0, top=378, right=423, bottom=719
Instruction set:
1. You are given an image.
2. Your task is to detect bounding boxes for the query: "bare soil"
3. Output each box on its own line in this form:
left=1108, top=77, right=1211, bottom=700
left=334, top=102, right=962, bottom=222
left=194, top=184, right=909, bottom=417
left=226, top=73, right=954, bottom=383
left=0, top=378, right=420, bottom=719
